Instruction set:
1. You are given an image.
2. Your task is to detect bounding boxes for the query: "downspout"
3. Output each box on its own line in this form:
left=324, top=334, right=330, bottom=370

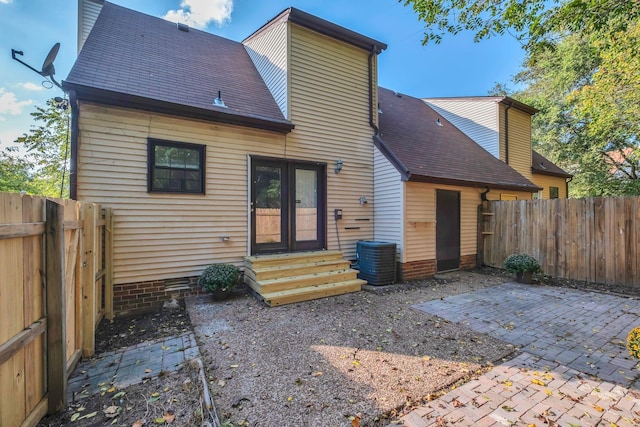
left=504, top=101, right=512, bottom=164
left=69, top=90, right=79, bottom=200
left=566, top=176, right=573, bottom=198
left=477, top=186, right=491, bottom=267
left=368, top=46, right=380, bottom=135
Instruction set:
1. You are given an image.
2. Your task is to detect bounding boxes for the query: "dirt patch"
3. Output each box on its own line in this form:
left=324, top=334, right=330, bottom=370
left=38, top=302, right=205, bottom=427
left=188, top=271, right=517, bottom=427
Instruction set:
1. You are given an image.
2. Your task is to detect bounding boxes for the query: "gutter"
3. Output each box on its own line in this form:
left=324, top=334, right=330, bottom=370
left=368, top=46, right=381, bottom=135
left=68, top=90, right=79, bottom=200
left=504, top=100, right=512, bottom=164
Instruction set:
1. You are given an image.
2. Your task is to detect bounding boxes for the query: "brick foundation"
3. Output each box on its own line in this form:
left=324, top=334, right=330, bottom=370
left=113, top=276, right=204, bottom=315
left=460, top=254, right=477, bottom=270
left=398, top=259, right=437, bottom=281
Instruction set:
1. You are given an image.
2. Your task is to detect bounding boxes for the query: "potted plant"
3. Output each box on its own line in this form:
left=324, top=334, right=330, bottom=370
left=503, top=254, right=541, bottom=284
left=198, top=263, right=240, bottom=300
left=627, top=327, right=640, bottom=360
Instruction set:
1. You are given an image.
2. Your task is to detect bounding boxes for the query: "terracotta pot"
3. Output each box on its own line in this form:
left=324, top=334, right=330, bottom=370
left=516, top=271, right=533, bottom=284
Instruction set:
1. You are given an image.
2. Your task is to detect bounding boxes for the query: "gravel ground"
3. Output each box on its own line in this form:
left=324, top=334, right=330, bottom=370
left=187, top=271, right=517, bottom=427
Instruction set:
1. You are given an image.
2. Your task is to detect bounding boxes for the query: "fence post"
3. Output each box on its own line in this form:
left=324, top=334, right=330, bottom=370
left=80, top=204, right=97, bottom=357
left=104, top=208, right=114, bottom=320
left=45, top=199, right=67, bottom=414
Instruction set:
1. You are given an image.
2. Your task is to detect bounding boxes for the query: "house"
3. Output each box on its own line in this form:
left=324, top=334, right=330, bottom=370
left=531, top=150, right=573, bottom=198
left=424, top=97, right=572, bottom=199
left=64, top=1, right=542, bottom=311
left=374, top=89, right=539, bottom=280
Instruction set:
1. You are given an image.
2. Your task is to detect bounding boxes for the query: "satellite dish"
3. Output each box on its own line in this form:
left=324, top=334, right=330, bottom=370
left=41, top=43, right=60, bottom=78
left=11, top=42, right=62, bottom=90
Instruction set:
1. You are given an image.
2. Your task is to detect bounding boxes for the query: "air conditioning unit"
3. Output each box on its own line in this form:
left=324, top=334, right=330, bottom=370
left=356, top=241, right=396, bottom=286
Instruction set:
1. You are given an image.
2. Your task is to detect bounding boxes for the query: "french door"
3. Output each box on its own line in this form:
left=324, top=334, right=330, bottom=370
left=251, top=158, right=326, bottom=254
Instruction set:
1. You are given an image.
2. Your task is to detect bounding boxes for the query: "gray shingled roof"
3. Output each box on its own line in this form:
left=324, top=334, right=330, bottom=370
left=376, top=87, right=540, bottom=192
left=64, top=2, right=291, bottom=130
left=532, top=150, right=573, bottom=178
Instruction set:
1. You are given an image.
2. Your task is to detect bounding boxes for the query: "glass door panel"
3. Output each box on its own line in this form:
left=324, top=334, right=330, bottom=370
left=295, top=168, right=318, bottom=242
left=254, top=165, right=286, bottom=250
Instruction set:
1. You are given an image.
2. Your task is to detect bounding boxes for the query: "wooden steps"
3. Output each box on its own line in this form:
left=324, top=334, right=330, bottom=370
left=244, top=251, right=366, bottom=306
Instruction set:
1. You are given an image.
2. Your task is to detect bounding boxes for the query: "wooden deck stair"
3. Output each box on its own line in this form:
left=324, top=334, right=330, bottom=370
left=244, top=251, right=366, bottom=306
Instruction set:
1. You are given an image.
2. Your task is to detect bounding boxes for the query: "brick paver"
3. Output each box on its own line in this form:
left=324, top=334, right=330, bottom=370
left=401, top=283, right=640, bottom=426
left=67, top=332, right=199, bottom=401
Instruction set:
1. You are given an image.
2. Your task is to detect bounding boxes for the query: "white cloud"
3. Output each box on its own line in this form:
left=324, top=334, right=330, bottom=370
left=164, top=0, right=233, bottom=29
left=0, top=0, right=12, bottom=4
left=19, top=82, right=44, bottom=91
left=0, top=89, right=33, bottom=115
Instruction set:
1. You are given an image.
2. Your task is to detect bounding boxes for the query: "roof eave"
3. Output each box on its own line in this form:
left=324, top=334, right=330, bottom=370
left=373, top=135, right=411, bottom=181
left=244, top=7, right=387, bottom=52
left=408, top=174, right=542, bottom=193
left=531, top=167, right=573, bottom=179
left=62, top=81, right=295, bottom=134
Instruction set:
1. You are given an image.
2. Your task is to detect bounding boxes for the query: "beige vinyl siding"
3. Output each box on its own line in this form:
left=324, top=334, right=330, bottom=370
left=424, top=99, right=500, bottom=158
left=243, top=22, right=288, bottom=117
left=77, top=102, right=288, bottom=285
left=78, top=0, right=103, bottom=53
left=502, top=106, right=533, bottom=180
left=531, top=174, right=568, bottom=199
left=404, top=182, right=533, bottom=263
left=373, top=146, right=404, bottom=262
left=287, top=24, right=375, bottom=259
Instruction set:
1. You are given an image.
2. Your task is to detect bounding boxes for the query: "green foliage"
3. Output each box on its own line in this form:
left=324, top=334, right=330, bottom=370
left=502, top=23, right=640, bottom=197
left=402, top=0, right=639, bottom=52
left=627, top=327, right=640, bottom=359
left=198, top=263, right=240, bottom=293
left=0, top=98, right=70, bottom=197
left=504, top=254, right=541, bottom=274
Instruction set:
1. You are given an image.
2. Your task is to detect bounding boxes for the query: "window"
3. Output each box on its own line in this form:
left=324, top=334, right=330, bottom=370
left=549, top=186, right=559, bottom=199
left=148, top=139, right=205, bottom=194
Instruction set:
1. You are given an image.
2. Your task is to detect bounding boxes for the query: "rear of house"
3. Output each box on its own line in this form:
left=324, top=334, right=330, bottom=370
left=424, top=97, right=572, bottom=199
left=374, top=89, right=540, bottom=280
left=65, top=2, right=386, bottom=312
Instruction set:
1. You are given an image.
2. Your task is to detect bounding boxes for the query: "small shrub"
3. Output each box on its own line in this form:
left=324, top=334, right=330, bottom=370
left=198, top=263, right=240, bottom=293
left=627, top=327, right=640, bottom=359
left=503, top=254, right=542, bottom=274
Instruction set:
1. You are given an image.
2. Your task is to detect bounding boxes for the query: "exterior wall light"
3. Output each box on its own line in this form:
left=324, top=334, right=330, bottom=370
left=359, top=196, right=368, bottom=205
left=335, top=159, right=343, bottom=174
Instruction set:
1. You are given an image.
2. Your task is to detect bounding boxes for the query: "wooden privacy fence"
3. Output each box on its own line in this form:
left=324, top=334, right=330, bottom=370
left=483, top=197, right=640, bottom=288
left=0, top=192, right=113, bottom=427
left=256, top=208, right=317, bottom=243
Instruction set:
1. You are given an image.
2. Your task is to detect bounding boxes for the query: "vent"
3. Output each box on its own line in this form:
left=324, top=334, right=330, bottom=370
left=177, top=22, right=190, bottom=32
left=356, top=241, right=396, bottom=286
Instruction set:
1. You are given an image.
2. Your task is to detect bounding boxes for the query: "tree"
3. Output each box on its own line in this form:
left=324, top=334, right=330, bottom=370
left=402, top=0, right=639, bottom=53
left=509, top=23, right=640, bottom=196
left=0, top=98, right=70, bottom=197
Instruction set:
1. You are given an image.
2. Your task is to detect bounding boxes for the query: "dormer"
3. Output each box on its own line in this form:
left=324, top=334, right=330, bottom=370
left=243, top=8, right=386, bottom=123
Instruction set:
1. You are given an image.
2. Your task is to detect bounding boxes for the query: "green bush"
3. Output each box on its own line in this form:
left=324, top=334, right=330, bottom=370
left=198, top=263, right=240, bottom=293
left=503, top=254, right=542, bottom=274
left=628, top=327, right=640, bottom=359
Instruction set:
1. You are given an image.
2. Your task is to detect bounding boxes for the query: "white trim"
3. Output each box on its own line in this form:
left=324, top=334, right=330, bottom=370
left=247, top=154, right=252, bottom=256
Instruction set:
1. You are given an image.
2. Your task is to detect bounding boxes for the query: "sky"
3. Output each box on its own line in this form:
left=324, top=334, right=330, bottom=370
left=0, top=0, right=526, bottom=150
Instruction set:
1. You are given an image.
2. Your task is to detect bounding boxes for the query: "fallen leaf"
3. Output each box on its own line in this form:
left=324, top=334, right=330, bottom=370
left=107, top=386, right=116, bottom=393
left=114, top=391, right=126, bottom=399
left=502, top=405, right=515, bottom=412
left=145, top=369, right=152, bottom=373
left=103, top=406, right=119, bottom=419
left=70, top=413, right=80, bottom=422
left=503, top=381, right=513, bottom=387
left=163, top=411, right=175, bottom=424
left=230, top=364, right=239, bottom=368
left=531, top=378, right=546, bottom=386
left=352, top=360, right=360, bottom=366
left=287, top=396, right=293, bottom=401
left=78, top=411, right=98, bottom=420
left=132, top=421, right=144, bottom=427
left=452, top=398, right=465, bottom=408
left=155, top=417, right=166, bottom=424
left=594, top=405, right=604, bottom=412
left=311, top=371, right=322, bottom=377
left=352, top=415, right=360, bottom=427
left=217, top=380, right=226, bottom=387
left=545, top=389, right=552, bottom=396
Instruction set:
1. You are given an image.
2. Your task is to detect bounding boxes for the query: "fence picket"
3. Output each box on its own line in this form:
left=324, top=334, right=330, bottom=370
left=484, top=197, right=639, bottom=289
